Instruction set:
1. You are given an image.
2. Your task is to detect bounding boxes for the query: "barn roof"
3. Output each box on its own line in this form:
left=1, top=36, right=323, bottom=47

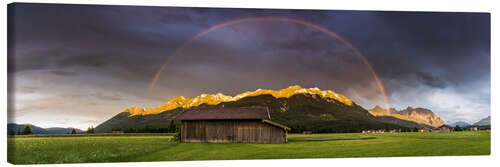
left=174, top=107, right=271, bottom=120
left=439, top=124, right=454, bottom=128
left=262, top=119, right=290, bottom=131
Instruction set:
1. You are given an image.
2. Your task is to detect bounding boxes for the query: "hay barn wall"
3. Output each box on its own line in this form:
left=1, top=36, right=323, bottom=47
left=181, top=119, right=287, bottom=143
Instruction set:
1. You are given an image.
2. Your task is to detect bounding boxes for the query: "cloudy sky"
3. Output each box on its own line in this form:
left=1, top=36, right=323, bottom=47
left=8, top=3, right=490, bottom=129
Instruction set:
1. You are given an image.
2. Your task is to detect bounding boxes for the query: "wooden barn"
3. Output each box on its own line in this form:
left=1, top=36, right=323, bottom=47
left=174, top=107, right=290, bottom=143
left=432, top=124, right=454, bottom=133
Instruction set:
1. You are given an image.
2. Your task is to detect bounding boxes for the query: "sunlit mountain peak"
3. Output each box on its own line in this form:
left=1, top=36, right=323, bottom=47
left=124, top=85, right=353, bottom=116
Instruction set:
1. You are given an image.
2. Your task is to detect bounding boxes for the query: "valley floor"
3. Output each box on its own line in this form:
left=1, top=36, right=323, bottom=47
left=7, top=131, right=490, bottom=164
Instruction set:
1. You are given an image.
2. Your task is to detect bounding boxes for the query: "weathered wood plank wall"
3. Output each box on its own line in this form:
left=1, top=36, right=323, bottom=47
left=181, top=120, right=287, bottom=143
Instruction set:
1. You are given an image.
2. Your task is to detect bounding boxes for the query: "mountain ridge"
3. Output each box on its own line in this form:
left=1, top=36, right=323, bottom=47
left=95, top=85, right=439, bottom=133
left=449, top=121, right=471, bottom=127
left=96, top=85, right=410, bottom=133
left=123, top=85, right=353, bottom=116
left=473, top=116, right=490, bottom=126
left=368, top=106, right=445, bottom=127
left=7, top=123, right=83, bottom=134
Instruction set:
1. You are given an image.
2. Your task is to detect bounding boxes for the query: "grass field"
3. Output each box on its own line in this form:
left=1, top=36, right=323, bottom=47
left=7, top=131, right=490, bottom=164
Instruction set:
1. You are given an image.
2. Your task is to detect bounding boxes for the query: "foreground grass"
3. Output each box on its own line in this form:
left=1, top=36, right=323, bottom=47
left=9, top=133, right=174, bottom=138
left=8, top=135, right=176, bottom=164
left=8, top=131, right=490, bottom=164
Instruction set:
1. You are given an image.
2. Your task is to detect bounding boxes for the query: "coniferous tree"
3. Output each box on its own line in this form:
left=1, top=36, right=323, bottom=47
left=17, top=129, right=21, bottom=135
left=168, top=120, right=176, bottom=133
left=144, top=125, right=152, bottom=133
left=454, top=125, right=463, bottom=131
left=86, top=126, right=95, bottom=133
left=22, top=125, right=32, bottom=135
left=71, top=128, right=77, bottom=134
left=9, top=129, right=15, bottom=135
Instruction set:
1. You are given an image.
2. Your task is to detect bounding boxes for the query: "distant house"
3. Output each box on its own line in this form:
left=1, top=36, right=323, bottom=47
left=111, top=130, right=124, bottom=134
left=362, top=129, right=386, bottom=134
left=419, top=127, right=431, bottom=132
left=433, top=125, right=454, bottom=133
left=174, top=107, right=290, bottom=143
left=469, top=127, right=478, bottom=131
left=389, top=129, right=401, bottom=133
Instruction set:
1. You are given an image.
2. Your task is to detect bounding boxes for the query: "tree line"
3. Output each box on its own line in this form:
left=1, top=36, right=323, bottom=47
left=8, top=125, right=33, bottom=135
left=110, top=121, right=179, bottom=133
left=9, top=125, right=81, bottom=135
left=453, top=125, right=491, bottom=131
left=288, top=124, right=419, bottom=133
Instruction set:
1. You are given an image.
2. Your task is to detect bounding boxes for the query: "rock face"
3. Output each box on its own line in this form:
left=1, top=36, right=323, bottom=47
left=368, top=106, right=445, bottom=127
left=122, top=85, right=353, bottom=116
left=473, top=116, right=490, bottom=126
left=95, top=85, right=405, bottom=133
left=96, top=85, right=450, bottom=133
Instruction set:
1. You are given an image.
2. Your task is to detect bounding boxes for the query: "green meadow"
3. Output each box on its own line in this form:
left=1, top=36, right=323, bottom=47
left=7, top=131, right=490, bottom=164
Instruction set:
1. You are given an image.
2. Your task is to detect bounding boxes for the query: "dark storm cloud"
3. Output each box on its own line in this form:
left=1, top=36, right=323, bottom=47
left=10, top=5, right=486, bottom=91
left=9, top=4, right=210, bottom=74
left=312, top=11, right=491, bottom=97
left=50, top=71, right=78, bottom=76
left=8, top=3, right=490, bottom=128
left=416, top=72, right=447, bottom=88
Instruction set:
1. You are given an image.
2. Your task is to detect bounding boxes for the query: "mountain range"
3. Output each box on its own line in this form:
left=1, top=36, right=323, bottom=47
left=449, top=121, right=471, bottom=127
left=368, top=106, right=445, bottom=127
left=473, top=116, right=491, bottom=126
left=7, top=123, right=83, bottom=134
left=95, top=85, right=447, bottom=133
left=447, top=116, right=491, bottom=127
left=123, top=85, right=352, bottom=116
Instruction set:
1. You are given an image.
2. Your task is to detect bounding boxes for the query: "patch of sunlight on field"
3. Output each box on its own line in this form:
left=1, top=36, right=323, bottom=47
left=8, top=131, right=490, bottom=164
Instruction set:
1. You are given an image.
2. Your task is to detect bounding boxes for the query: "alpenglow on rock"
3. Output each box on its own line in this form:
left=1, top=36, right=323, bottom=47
left=368, top=106, right=445, bottom=127
left=123, top=85, right=353, bottom=116
left=96, top=85, right=407, bottom=133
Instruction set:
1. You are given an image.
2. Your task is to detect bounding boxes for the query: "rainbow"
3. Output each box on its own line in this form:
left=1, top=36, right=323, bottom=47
left=149, top=16, right=392, bottom=110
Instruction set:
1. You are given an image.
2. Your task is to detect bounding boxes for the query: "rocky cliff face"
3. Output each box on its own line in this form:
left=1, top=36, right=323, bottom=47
left=122, top=85, right=352, bottom=116
left=96, top=85, right=447, bottom=133
left=368, top=106, right=445, bottom=127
